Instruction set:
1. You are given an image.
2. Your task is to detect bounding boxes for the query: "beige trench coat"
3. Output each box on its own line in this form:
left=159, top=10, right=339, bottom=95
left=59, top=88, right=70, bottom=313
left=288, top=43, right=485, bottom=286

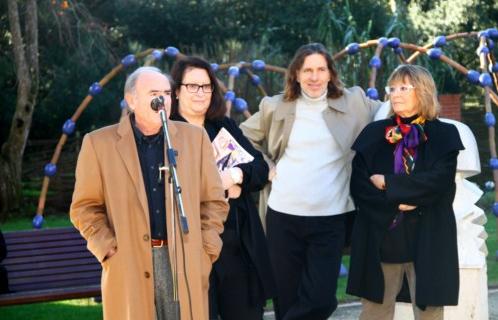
left=70, top=115, right=229, bottom=320
left=239, top=86, right=381, bottom=224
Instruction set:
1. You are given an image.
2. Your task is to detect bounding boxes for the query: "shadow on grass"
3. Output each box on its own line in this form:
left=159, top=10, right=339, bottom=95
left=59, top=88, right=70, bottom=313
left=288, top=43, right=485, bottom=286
left=0, top=299, right=102, bottom=320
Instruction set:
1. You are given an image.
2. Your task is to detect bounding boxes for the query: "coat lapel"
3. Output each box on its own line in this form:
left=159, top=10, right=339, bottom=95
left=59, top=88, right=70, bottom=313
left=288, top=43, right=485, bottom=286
left=323, top=95, right=350, bottom=152
left=116, top=115, right=149, bottom=217
left=274, top=100, right=296, bottom=156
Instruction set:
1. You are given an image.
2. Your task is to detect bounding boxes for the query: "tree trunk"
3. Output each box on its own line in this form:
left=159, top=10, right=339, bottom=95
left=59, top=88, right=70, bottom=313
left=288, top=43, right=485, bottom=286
left=0, top=157, right=21, bottom=220
left=1, top=0, right=39, bottom=221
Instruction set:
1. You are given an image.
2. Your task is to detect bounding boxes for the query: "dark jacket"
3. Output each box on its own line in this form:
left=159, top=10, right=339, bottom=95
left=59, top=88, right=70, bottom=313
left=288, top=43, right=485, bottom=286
left=346, top=117, right=464, bottom=308
left=171, top=114, right=276, bottom=301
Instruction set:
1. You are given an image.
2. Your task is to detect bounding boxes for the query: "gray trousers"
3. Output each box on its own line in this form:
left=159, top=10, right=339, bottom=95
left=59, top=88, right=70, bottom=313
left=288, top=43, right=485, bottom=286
left=153, top=246, right=179, bottom=320
left=359, top=263, right=443, bottom=320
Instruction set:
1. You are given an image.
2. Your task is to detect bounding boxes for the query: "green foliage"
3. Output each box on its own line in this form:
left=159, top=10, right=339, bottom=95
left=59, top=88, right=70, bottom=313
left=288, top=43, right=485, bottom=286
left=1, top=0, right=497, bottom=136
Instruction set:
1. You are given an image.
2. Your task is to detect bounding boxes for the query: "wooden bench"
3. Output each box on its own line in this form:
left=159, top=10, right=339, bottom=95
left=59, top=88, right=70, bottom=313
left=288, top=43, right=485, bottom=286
left=0, top=227, right=101, bottom=306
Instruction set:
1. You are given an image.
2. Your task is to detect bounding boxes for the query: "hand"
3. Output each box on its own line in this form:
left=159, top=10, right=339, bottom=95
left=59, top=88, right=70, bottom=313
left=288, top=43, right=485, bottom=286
left=219, top=169, right=235, bottom=190
left=227, top=185, right=242, bottom=199
left=370, top=174, right=385, bottom=190
left=268, top=166, right=277, bottom=182
left=104, top=247, right=117, bottom=261
left=398, top=204, right=417, bottom=211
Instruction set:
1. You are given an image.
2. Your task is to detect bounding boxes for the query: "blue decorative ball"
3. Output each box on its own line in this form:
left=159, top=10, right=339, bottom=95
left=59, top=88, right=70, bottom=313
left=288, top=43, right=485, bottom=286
left=485, top=180, right=495, bottom=191
left=466, top=70, right=480, bottom=84
left=165, top=46, right=179, bottom=58
left=479, top=73, right=492, bottom=87
left=234, top=98, right=248, bottom=112
left=366, top=88, right=379, bottom=100
left=339, top=263, right=348, bottom=277
left=251, top=75, right=261, bottom=86
left=62, top=119, right=75, bottom=135
left=428, top=48, right=442, bottom=60
left=224, top=91, right=236, bottom=102
left=210, top=63, right=219, bottom=72
left=393, top=47, right=403, bottom=55
left=479, top=30, right=489, bottom=39
left=32, top=214, right=44, bottom=229
left=44, top=163, right=57, bottom=177
left=489, top=39, right=495, bottom=50
left=251, top=59, right=266, bottom=71
left=378, top=37, right=388, bottom=47
left=387, top=37, right=400, bottom=48
left=228, top=66, right=240, bottom=77
left=477, top=46, right=489, bottom=55
left=120, top=99, right=128, bottom=110
left=485, top=112, right=496, bottom=127
left=488, top=28, right=498, bottom=40
left=346, top=43, right=360, bottom=55
left=433, top=35, right=446, bottom=47
left=120, top=54, right=136, bottom=67
left=489, top=63, right=498, bottom=73
left=88, top=82, right=102, bottom=96
left=490, top=157, right=498, bottom=170
left=151, top=49, right=164, bottom=60
left=493, top=202, right=498, bottom=217
left=369, top=56, right=382, bottom=69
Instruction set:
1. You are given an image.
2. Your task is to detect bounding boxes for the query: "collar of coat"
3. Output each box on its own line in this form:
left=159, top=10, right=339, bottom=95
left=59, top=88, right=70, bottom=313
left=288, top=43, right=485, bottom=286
left=117, top=112, right=178, bottom=138
left=273, top=90, right=348, bottom=121
left=352, top=118, right=464, bottom=164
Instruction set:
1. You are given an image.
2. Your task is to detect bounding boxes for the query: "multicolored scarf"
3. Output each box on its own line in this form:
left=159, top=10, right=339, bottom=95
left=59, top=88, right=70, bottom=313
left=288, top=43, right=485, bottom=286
left=385, top=115, right=427, bottom=229
left=385, top=115, right=427, bottom=174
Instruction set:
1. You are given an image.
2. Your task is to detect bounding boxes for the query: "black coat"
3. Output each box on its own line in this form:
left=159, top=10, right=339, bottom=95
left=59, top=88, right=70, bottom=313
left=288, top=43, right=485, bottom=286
left=170, top=114, right=276, bottom=300
left=346, top=118, right=464, bottom=308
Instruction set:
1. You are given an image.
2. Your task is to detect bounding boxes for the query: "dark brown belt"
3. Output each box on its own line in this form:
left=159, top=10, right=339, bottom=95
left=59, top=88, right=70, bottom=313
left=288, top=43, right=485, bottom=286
left=151, top=238, right=167, bottom=248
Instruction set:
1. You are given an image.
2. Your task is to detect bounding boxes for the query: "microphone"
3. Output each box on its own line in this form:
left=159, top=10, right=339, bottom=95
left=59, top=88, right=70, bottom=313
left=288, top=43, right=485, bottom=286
left=150, top=96, right=164, bottom=111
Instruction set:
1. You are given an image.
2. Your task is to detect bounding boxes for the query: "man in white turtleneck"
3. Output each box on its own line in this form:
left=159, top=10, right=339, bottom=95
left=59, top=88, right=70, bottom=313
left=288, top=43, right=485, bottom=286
left=240, top=43, right=381, bottom=320
left=268, top=89, right=355, bottom=217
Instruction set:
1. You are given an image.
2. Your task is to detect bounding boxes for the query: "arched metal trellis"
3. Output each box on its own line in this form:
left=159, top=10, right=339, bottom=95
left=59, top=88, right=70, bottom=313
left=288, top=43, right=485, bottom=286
left=34, top=28, right=498, bottom=259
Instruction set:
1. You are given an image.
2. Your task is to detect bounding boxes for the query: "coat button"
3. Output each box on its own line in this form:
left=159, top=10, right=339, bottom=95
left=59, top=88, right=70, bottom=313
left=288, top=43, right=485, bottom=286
left=144, top=271, right=150, bottom=278
left=143, top=234, right=150, bottom=241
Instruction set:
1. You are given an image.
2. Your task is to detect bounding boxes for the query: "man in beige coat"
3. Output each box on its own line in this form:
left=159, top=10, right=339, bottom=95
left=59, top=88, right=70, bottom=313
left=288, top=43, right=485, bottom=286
left=70, top=66, right=228, bottom=320
left=240, top=43, right=381, bottom=319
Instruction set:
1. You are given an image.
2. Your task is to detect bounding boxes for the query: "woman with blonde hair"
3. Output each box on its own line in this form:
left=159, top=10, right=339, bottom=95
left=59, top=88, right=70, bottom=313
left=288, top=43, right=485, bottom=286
left=347, top=64, right=463, bottom=320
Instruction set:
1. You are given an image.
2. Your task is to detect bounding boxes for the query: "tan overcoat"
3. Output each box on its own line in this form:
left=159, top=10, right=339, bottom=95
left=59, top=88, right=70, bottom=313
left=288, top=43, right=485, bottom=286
left=70, top=114, right=229, bottom=320
left=239, top=87, right=381, bottom=223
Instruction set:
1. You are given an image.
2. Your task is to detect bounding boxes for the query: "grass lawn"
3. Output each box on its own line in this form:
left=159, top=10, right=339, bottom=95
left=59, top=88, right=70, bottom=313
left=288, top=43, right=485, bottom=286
left=1, top=196, right=497, bottom=318
left=0, top=214, right=72, bottom=232
left=0, top=298, right=102, bottom=320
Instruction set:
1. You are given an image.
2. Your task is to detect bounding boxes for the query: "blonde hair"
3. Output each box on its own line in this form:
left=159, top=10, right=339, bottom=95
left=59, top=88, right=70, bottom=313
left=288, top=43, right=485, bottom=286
left=387, top=64, right=440, bottom=120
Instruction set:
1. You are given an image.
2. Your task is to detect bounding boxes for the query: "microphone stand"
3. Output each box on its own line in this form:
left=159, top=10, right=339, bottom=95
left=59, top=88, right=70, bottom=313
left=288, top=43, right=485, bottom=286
left=158, top=108, right=189, bottom=235
left=151, top=96, right=192, bottom=320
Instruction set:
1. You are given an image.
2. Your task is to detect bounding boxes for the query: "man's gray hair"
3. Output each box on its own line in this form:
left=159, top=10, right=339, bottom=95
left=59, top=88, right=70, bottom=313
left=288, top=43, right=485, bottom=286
left=123, top=66, right=174, bottom=96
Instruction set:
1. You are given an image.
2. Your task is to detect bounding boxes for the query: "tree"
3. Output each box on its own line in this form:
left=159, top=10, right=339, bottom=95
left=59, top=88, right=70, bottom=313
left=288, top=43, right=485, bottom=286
left=0, top=0, right=39, bottom=219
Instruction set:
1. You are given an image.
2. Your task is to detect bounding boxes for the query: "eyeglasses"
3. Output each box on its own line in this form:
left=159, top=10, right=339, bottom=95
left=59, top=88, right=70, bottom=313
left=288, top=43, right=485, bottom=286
left=181, top=83, right=213, bottom=93
left=385, top=85, right=415, bottom=95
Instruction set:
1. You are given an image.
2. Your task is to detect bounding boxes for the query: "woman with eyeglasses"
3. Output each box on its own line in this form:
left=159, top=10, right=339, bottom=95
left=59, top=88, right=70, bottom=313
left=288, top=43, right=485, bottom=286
left=169, top=56, right=275, bottom=320
left=346, top=64, right=463, bottom=320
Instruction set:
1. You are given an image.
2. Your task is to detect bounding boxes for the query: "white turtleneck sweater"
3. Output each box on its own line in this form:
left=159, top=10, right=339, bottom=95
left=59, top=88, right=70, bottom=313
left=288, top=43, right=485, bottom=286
left=267, top=91, right=355, bottom=216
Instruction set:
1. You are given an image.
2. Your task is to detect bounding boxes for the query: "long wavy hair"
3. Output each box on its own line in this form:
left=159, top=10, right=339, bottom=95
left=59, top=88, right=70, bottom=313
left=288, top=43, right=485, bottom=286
left=283, top=43, right=343, bottom=101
